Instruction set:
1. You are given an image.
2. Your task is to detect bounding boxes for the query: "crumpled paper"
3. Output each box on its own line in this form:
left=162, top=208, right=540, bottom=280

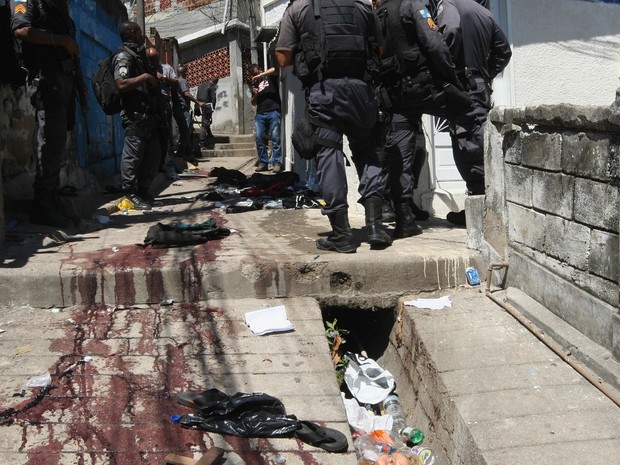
left=404, top=295, right=452, bottom=310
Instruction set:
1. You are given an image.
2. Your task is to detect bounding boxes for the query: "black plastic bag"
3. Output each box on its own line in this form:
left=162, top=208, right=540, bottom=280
left=178, top=389, right=300, bottom=437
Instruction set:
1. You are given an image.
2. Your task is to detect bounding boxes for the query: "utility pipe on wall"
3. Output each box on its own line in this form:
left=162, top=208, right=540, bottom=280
left=485, top=262, right=620, bottom=408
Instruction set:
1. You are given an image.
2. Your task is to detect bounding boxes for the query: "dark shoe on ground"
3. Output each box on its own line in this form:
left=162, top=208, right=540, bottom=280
left=316, top=235, right=358, bottom=253
left=366, top=223, right=393, bottom=248
left=394, top=202, right=423, bottom=238
left=365, top=197, right=393, bottom=248
left=127, top=193, right=152, bottom=211
left=272, top=163, right=283, bottom=174
left=410, top=200, right=430, bottom=220
left=381, top=200, right=396, bottom=223
left=447, top=209, right=466, bottom=226
left=255, top=164, right=268, bottom=172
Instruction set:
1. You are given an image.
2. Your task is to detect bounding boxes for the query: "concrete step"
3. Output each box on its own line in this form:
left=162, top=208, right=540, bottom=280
left=380, top=287, right=620, bottom=465
left=205, top=133, right=254, bottom=145
left=200, top=147, right=257, bottom=158
left=0, top=157, right=480, bottom=309
left=0, top=296, right=358, bottom=464
left=213, top=143, right=256, bottom=151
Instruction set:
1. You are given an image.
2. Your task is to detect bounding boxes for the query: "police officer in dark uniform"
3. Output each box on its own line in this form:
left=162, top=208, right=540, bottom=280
left=434, top=0, right=511, bottom=225
left=197, top=76, right=219, bottom=149
left=12, top=0, right=82, bottom=228
left=275, top=0, right=392, bottom=254
left=146, top=46, right=177, bottom=171
left=113, top=21, right=161, bottom=210
left=375, top=0, right=462, bottom=238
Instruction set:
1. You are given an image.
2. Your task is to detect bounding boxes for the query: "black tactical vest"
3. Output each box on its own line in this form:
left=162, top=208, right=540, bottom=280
left=375, top=0, right=428, bottom=86
left=293, top=0, right=374, bottom=86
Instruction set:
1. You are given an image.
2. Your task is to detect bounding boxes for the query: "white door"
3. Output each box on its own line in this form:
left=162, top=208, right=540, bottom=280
left=427, top=0, right=513, bottom=216
left=423, top=116, right=467, bottom=217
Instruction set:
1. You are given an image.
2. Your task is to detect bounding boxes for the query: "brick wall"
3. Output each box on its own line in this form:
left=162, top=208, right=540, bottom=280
left=178, top=0, right=219, bottom=12
left=484, top=105, right=620, bottom=359
left=145, top=0, right=155, bottom=16
left=184, top=47, right=230, bottom=87
left=144, top=0, right=219, bottom=14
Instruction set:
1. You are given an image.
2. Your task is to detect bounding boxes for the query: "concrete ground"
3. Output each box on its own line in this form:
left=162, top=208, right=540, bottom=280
left=0, top=153, right=618, bottom=464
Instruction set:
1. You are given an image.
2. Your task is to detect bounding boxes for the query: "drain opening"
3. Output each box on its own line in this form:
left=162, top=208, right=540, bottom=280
left=320, top=304, right=444, bottom=464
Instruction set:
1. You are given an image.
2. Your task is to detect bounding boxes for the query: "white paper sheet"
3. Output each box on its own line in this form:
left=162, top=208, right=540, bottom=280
left=404, top=295, right=452, bottom=310
left=244, top=305, right=294, bottom=335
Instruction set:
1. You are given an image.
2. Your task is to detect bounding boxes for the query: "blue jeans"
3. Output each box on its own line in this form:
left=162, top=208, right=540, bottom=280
left=254, top=110, right=282, bottom=166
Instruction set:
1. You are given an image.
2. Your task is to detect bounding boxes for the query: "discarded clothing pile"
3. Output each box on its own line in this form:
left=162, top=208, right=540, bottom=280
left=142, top=219, right=230, bottom=248
left=174, top=388, right=348, bottom=453
left=203, top=167, right=323, bottom=213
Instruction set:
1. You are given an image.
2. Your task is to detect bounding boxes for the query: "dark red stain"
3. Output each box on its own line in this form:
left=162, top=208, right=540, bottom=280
left=178, top=242, right=220, bottom=302
left=1, top=210, right=330, bottom=463
left=1, top=301, right=329, bottom=464
left=59, top=213, right=228, bottom=306
left=61, top=246, right=168, bottom=306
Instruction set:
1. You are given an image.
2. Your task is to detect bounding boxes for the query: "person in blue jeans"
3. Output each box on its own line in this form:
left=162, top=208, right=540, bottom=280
left=248, top=64, right=282, bottom=173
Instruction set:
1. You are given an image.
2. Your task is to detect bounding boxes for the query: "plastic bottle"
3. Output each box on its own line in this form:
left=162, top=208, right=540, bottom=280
left=382, top=394, right=407, bottom=432
left=399, top=427, right=424, bottom=445
left=410, top=445, right=436, bottom=465
left=353, top=430, right=403, bottom=463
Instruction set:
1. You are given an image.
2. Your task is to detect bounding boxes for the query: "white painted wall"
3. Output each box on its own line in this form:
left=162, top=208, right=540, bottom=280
left=508, top=0, right=620, bottom=106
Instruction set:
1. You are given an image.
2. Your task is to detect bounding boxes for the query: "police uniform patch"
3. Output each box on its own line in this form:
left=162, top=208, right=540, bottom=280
left=419, top=9, right=438, bottom=30
left=14, top=0, right=27, bottom=15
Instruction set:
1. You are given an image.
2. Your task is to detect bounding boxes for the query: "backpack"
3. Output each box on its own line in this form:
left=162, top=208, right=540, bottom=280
left=92, top=46, right=142, bottom=115
left=376, top=0, right=472, bottom=122
left=0, top=3, right=27, bottom=87
left=196, top=82, right=211, bottom=102
left=293, top=0, right=375, bottom=86
left=92, top=53, right=121, bottom=115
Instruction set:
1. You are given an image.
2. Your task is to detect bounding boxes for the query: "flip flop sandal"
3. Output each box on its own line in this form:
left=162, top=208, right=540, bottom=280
left=294, top=420, right=349, bottom=453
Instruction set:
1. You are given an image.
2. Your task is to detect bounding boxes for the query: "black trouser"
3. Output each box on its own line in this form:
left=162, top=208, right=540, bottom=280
left=30, top=70, right=75, bottom=195
left=158, top=100, right=172, bottom=170
left=172, top=105, right=190, bottom=157
left=307, top=78, right=382, bottom=215
left=449, top=76, right=491, bottom=195
left=121, top=119, right=161, bottom=195
left=377, top=112, right=423, bottom=205
left=199, top=109, right=214, bottom=146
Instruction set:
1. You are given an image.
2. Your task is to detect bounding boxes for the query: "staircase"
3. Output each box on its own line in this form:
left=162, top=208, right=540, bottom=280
left=199, top=133, right=258, bottom=159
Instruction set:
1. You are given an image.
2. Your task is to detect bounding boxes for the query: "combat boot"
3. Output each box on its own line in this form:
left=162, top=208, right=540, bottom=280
left=381, top=198, right=396, bottom=223
left=394, top=202, right=423, bottom=238
left=316, top=210, right=358, bottom=253
left=365, top=197, right=392, bottom=248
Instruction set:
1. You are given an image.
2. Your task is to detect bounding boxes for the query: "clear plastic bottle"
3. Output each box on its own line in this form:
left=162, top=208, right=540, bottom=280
left=382, top=394, right=407, bottom=432
left=399, top=426, right=424, bottom=445
left=353, top=430, right=403, bottom=464
left=410, top=445, right=436, bottom=465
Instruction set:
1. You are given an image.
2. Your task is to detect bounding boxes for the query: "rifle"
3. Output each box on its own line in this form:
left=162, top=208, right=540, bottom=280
left=74, top=56, right=90, bottom=144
